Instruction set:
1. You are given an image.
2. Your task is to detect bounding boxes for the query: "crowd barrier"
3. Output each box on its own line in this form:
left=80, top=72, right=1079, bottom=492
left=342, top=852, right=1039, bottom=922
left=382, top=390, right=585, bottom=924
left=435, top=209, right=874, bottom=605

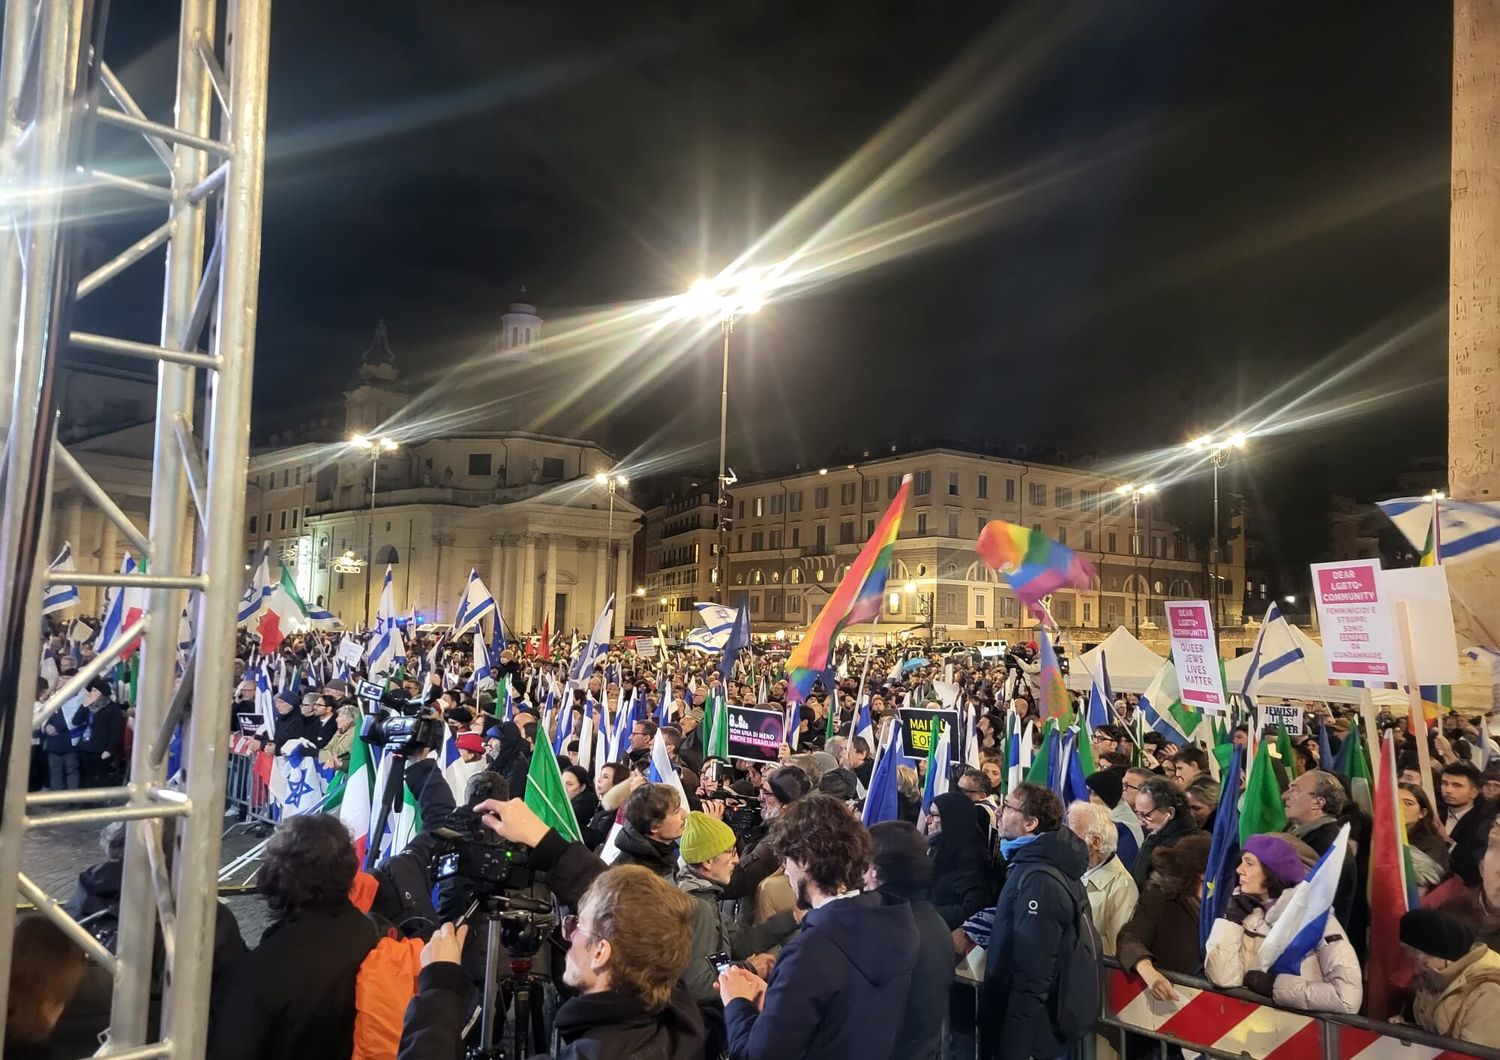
left=222, top=735, right=275, bottom=834
left=1095, top=959, right=1500, bottom=1060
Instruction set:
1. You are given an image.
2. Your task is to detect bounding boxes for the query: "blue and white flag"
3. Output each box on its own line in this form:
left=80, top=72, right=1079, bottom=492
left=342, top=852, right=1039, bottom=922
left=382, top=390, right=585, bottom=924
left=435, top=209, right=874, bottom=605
left=647, top=729, right=689, bottom=807
left=97, top=554, right=143, bottom=657
left=915, top=720, right=951, bottom=832
left=1254, top=822, right=1351, bottom=974
left=42, top=542, right=80, bottom=615
left=270, top=742, right=328, bottom=817
left=465, top=627, right=492, bottom=693
left=570, top=594, right=615, bottom=687
left=656, top=672, right=673, bottom=727
left=1240, top=602, right=1305, bottom=707
left=862, top=717, right=904, bottom=826
left=686, top=602, right=738, bottom=652
left=366, top=566, right=405, bottom=678
left=452, top=568, right=498, bottom=636
left=1377, top=496, right=1500, bottom=562
left=1200, top=741, right=1244, bottom=954
left=1086, top=650, right=1115, bottom=732
left=719, top=605, right=750, bottom=682
left=238, top=554, right=272, bottom=627
left=1139, top=662, right=1192, bottom=744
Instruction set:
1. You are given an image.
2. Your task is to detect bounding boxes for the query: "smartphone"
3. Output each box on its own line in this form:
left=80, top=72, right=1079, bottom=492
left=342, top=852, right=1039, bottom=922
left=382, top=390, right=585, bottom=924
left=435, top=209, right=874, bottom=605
left=705, top=951, right=734, bottom=976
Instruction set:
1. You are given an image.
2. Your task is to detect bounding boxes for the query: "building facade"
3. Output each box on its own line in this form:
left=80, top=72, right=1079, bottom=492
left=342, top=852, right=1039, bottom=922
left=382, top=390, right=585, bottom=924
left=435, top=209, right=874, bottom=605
left=651, top=447, right=1247, bottom=639
left=627, top=488, right=718, bottom=631
left=244, top=316, right=641, bottom=636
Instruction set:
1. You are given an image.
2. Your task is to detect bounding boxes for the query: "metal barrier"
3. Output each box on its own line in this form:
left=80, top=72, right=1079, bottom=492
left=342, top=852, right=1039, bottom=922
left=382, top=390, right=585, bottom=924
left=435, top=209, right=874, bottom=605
left=222, top=742, right=276, bottom=835
left=1098, top=959, right=1500, bottom=1060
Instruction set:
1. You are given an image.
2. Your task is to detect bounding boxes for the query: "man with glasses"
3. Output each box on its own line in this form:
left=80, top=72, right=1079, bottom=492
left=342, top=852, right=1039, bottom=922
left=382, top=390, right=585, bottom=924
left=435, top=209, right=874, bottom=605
left=629, top=719, right=658, bottom=753
left=981, top=782, right=1093, bottom=1060
left=1129, top=776, right=1199, bottom=891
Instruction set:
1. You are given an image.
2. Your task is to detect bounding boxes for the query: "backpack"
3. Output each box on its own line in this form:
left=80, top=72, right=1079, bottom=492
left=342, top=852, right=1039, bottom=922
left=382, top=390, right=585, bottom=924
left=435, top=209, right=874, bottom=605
left=1034, top=865, right=1105, bottom=1043
left=351, top=934, right=425, bottom=1060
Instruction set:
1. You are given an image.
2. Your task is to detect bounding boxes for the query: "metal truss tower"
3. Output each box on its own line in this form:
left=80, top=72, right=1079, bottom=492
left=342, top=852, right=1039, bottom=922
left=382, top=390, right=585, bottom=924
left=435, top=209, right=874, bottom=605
left=0, top=0, right=271, bottom=1053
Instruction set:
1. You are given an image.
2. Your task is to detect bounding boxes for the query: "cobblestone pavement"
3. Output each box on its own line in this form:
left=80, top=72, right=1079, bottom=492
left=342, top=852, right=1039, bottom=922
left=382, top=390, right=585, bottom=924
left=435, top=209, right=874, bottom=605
left=22, top=814, right=276, bottom=942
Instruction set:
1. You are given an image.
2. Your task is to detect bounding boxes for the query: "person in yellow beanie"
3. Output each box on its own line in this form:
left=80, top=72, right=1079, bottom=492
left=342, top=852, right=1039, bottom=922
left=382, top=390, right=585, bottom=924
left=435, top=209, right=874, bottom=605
left=678, top=810, right=799, bottom=1056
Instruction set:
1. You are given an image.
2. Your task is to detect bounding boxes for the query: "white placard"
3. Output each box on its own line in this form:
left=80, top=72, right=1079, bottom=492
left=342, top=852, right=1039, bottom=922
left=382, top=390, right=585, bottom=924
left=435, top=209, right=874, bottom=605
left=1263, top=703, right=1304, bottom=735
left=1311, top=560, right=1401, bottom=682
left=932, top=680, right=962, bottom=708
left=337, top=635, right=364, bottom=668
left=1380, top=566, right=1461, bottom=686
left=1164, top=600, right=1227, bottom=713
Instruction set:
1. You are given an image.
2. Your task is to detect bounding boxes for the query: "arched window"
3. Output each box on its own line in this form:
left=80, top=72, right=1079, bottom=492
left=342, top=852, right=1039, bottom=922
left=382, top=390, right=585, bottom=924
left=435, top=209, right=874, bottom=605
left=789, top=568, right=803, bottom=584
left=375, top=545, right=400, bottom=564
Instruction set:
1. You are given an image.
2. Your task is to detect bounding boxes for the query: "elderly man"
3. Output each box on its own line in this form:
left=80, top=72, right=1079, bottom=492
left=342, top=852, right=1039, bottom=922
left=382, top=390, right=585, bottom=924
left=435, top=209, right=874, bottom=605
left=1282, top=768, right=1356, bottom=925
left=1065, top=800, right=1138, bottom=955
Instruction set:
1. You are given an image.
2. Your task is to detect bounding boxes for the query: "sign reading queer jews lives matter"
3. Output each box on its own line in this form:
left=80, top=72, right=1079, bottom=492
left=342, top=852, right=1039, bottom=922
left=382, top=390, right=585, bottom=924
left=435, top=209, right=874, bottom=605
left=899, top=708, right=959, bottom=759
left=1164, top=600, right=1227, bottom=713
left=1310, top=560, right=1400, bottom=681
left=726, top=705, right=786, bottom=763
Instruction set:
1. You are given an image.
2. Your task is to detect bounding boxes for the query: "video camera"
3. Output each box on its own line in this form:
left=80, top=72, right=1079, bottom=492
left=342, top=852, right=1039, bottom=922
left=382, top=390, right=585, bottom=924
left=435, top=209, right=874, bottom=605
left=432, top=808, right=537, bottom=896
left=357, top=679, right=446, bottom=755
left=701, top=759, right=763, bottom=839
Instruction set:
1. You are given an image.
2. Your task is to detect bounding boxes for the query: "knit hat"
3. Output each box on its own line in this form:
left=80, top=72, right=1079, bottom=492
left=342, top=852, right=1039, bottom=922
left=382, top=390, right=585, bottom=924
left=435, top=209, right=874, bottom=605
left=680, top=811, right=736, bottom=865
left=485, top=727, right=502, bottom=741
left=1085, top=768, right=1124, bottom=809
left=455, top=732, right=484, bottom=754
left=768, top=765, right=813, bottom=806
left=1242, top=833, right=1313, bottom=888
left=1400, top=908, right=1477, bottom=960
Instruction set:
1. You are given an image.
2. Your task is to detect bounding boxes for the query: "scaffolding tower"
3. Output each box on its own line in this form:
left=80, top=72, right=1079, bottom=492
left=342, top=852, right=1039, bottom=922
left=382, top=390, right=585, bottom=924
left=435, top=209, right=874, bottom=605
left=0, top=0, right=270, bottom=1054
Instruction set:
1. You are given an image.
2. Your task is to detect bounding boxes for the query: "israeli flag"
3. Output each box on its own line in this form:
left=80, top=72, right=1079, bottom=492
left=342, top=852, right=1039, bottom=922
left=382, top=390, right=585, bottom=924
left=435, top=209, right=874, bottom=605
left=1240, top=602, right=1305, bottom=707
left=570, top=594, right=615, bottom=688
left=916, top=721, right=951, bottom=832
left=97, top=554, right=139, bottom=654
left=452, top=569, right=498, bottom=636
left=366, top=566, right=405, bottom=678
left=1086, top=650, right=1114, bottom=732
left=686, top=602, right=738, bottom=652
left=647, top=729, right=688, bottom=806
left=1255, top=822, right=1351, bottom=974
left=238, top=554, right=272, bottom=626
left=1378, top=496, right=1500, bottom=561
left=42, top=542, right=80, bottom=615
left=270, top=742, right=328, bottom=818
left=1139, top=662, right=1192, bottom=744
left=465, top=627, right=491, bottom=693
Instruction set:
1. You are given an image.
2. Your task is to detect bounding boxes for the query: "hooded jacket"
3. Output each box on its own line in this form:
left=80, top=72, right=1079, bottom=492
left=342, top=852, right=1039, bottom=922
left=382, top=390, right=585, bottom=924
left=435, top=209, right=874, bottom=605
left=928, top=791, right=997, bottom=929
left=1410, top=942, right=1500, bottom=1047
left=981, top=827, right=1090, bottom=1060
left=1129, top=812, right=1199, bottom=891
left=1204, top=888, right=1362, bottom=1014
left=878, top=882, right=955, bottom=1060
left=610, top=824, right=679, bottom=879
left=725, top=889, right=919, bottom=1060
left=547, top=983, right=707, bottom=1060
left=677, top=873, right=797, bottom=1004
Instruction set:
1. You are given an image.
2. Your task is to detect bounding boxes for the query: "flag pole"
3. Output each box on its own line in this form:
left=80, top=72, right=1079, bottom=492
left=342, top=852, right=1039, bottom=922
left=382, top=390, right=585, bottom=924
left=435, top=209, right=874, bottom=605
left=1395, top=600, right=1439, bottom=813
left=850, top=633, right=875, bottom=741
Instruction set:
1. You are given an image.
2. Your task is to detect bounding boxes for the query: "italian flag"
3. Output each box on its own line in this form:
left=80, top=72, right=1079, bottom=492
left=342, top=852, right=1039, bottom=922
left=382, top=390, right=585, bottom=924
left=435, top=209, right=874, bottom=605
left=331, top=736, right=377, bottom=862
left=257, top=562, right=337, bottom=653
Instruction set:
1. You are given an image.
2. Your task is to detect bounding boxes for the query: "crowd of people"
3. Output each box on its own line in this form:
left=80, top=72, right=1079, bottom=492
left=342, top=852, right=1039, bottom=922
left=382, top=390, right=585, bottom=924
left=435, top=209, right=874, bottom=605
left=12, top=623, right=1500, bottom=1059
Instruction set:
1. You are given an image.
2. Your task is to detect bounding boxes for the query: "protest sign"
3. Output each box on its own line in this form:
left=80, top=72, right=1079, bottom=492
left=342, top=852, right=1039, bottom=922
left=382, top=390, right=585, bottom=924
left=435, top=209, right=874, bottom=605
left=337, top=635, right=364, bottom=668
left=899, top=707, right=958, bottom=759
left=727, top=705, right=785, bottom=763
left=1164, top=600, right=1227, bottom=712
left=1381, top=566, right=1460, bottom=686
left=1263, top=703, right=1304, bottom=735
left=1311, top=560, right=1400, bottom=681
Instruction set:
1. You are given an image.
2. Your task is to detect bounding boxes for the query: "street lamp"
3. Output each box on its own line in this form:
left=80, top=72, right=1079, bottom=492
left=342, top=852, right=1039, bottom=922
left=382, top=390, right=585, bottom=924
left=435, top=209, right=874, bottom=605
left=1115, top=482, right=1157, bottom=636
left=684, top=273, right=766, bottom=602
left=1186, top=431, right=1247, bottom=632
left=595, top=470, right=628, bottom=604
left=905, top=580, right=935, bottom=643
left=350, top=433, right=397, bottom=628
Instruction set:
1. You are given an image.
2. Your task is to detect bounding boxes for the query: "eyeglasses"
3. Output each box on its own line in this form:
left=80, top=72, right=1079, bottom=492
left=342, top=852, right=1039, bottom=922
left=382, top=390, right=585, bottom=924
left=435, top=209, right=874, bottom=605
left=562, top=915, right=603, bottom=945
left=1001, top=800, right=1025, bottom=813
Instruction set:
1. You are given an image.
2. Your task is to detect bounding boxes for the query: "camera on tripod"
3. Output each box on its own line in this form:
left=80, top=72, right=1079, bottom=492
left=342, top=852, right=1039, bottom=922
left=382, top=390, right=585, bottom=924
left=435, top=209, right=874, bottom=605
left=358, top=682, right=446, bottom=755
left=433, top=810, right=537, bottom=897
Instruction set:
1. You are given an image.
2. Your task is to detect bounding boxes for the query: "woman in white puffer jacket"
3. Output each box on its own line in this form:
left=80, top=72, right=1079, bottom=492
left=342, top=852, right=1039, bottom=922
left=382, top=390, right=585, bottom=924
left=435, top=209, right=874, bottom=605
left=1204, top=832, right=1362, bottom=1014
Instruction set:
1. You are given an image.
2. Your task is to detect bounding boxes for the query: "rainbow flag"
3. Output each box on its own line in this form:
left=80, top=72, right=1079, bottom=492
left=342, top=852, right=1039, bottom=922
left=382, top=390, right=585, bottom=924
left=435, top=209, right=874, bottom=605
left=786, top=476, right=911, bottom=703
left=976, top=520, right=1096, bottom=614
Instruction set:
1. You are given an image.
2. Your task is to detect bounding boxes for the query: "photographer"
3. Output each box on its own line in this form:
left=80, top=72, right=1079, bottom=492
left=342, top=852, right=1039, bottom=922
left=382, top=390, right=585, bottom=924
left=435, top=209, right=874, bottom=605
left=398, top=867, right=704, bottom=1060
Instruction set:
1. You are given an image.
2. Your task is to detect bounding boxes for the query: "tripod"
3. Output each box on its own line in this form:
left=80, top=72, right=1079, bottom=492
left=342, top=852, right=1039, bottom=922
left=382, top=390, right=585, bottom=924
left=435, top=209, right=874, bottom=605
left=364, top=749, right=408, bottom=871
left=467, top=895, right=555, bottom=1059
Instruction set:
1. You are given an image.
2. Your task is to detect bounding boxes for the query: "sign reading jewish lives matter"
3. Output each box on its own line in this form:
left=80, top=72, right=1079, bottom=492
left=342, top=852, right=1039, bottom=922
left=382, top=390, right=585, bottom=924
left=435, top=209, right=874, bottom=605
left=1310, top=560, right=1400, bottom=681
left=726, top=705, right=786, bottom=763
left=1164, top=600, right=1227, bottom=712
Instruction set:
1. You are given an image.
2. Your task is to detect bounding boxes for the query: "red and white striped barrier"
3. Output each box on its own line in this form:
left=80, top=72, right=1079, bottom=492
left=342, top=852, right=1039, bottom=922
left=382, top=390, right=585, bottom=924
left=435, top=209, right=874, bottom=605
left=1106, top=969, right=1488, bottom=1060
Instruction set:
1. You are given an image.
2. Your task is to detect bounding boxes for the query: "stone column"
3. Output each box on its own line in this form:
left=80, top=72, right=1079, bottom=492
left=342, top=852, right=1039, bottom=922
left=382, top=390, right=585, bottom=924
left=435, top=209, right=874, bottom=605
left=490, top=540, right=504, bottom=605
left=98, top=518, right=119, bottom=617
left=614, top=543, right=631, bottom=636
left=542, top=535, right=559, bottom=633
left=518, top=534, right=536, bottom=633
left=593, top=540, right=609, bottom=628
left=1451, top=0, right=1500, bottom=498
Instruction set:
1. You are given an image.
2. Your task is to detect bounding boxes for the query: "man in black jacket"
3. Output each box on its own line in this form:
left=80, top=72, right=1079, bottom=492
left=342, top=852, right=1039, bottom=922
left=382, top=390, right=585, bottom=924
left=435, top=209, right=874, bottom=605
left=868, top=820, right=955, bottom=1060
left=982, top=781, right=1092, bottom=1060
left=1282, top=768, right=1358, bottom=927
left=1440, top=761, right=1495, bottom=885
left=75, top=681, right=124, bottom=788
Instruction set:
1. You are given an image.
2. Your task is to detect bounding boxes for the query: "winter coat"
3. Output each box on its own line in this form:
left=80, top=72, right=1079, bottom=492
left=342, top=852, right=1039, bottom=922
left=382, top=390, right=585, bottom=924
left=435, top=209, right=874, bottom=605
left=585, top=802, right=618, bottom=851
left=320, top=725, right=355, bottom=771
left=1115, top=879, right=1202, bottom=976
left=677, top=873, right=797, bottom=1005
left=1289, top=817, right=1357, bottom=930
left=75, top=701, right=124, bottom=757
left=928, top=791, right=998, bottom=929
left=725, top=889, right=919, bottom=1060
left=1130, top=813, right=1199, bottom=891
left=1204, top=890, right=1362, bottom=1014
left=879, top=884, right=955, bottom=1060
left=1410, top=942, right=1500, bottom=1047
left=980, top=828, right=1091, bottom=1060
left=396, top=962, right=474, bottom=1060
left=548, top=984, right=708, bottom=1060
left=487, top=721, right=531, bottom=801
left=209, top=901, right=378, bottom=1060
left=1081, top=854, right=1138, bottom=957
left=40, top=701, right=80, bottom=755
left=610, top=824, right=679, bottom=879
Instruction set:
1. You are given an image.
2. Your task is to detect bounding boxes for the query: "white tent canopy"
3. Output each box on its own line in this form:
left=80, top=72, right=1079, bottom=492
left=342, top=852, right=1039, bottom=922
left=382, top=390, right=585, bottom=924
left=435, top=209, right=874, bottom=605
left=1065, top=627, right=1168, bottom=694
left=1222, top=623, right=1406, bottom=707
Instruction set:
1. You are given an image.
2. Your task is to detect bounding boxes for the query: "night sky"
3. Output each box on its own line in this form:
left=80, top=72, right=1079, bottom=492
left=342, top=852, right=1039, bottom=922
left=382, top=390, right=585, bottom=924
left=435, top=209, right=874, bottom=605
left=82, top=2, right=1452, bottom=585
